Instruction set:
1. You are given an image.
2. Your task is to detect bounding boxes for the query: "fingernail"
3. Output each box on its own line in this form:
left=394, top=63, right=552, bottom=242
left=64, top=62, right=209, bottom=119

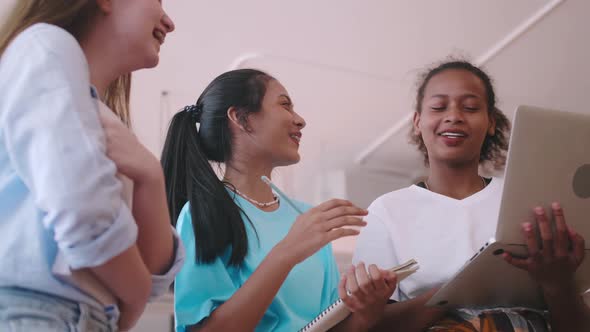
left=534, top=207, right=544, bottom=215
left=552, top=202, right=561, bottom=210
left=523, top=222, right=532, bottom=232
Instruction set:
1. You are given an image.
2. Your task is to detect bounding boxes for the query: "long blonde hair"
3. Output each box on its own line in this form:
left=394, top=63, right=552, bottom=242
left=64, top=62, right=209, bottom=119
left=0, top=0, right=132, bottom=127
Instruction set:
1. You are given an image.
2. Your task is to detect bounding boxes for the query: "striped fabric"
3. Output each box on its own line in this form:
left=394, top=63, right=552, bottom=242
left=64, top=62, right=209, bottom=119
left=427, top=308, right=549, bottom=332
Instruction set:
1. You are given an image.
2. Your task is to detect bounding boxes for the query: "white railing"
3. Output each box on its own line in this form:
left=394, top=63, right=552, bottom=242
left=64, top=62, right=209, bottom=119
left=353, top=0, right=565, bottom=165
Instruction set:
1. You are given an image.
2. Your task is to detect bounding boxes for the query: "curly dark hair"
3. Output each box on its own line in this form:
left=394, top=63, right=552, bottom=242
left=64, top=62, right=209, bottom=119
left=410, top=60, right=511, bottom=170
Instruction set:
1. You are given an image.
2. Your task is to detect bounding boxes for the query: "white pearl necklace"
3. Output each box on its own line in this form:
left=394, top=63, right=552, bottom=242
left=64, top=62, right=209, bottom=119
left=228, top=186, right=279, bottom=208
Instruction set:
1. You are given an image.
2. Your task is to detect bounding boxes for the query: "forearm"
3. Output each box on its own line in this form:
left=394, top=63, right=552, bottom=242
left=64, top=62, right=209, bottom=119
left=190, top=247, right=295, bottom=332
left=370, top=294, right=445, bottom=332
left=132, top=168, right=175, bottom=275
left=118, top=300, right=149, bottom=331
left=331, top=314, right=370, bottom=332
left=91, top=245, right=152, bottom=330
left=544, top=284, right=590, bottom=332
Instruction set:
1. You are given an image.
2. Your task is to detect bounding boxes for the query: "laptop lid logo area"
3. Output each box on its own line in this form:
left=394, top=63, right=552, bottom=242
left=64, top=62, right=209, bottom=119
left=573, top=164, right=590, bottom=199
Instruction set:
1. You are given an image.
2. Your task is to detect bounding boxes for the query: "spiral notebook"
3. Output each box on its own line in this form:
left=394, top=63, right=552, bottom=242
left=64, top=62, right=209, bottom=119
left=299, top=259, right=419, bottom=332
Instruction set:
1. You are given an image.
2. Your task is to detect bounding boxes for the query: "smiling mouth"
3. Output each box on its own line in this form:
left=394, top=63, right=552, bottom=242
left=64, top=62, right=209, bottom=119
left=290, top=134, right=301, bottom=144
left=438, top=132, right=467, bottom=138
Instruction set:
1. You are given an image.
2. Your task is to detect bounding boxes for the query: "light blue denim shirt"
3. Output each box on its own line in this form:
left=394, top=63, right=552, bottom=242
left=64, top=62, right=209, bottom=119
left=0, top=23, right=184, bottom=309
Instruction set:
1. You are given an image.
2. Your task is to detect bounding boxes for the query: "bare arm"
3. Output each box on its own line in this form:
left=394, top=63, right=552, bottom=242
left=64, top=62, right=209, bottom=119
left=188, top=247, right=294, bottom=332
left=189, top=199, right=367, bottom=331
left=369, top=290, right=445, bottom=332
left=91, top=245, right=152, bottom=331
left=132, top=166, right=175, bottom=274
left=331, top=315, right=370, bottom=332
left=542, top=283, right=590, bottom=332
left=99, top=109, right=175, bottom=275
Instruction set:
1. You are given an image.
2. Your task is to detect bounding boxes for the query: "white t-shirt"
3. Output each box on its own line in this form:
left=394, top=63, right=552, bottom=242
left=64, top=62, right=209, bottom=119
left=353, top=177, right=503, bottom=301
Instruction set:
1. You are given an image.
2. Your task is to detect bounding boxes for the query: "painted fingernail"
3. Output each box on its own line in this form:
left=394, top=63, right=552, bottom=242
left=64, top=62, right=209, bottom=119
left=552, top=202, right=561, bottom=210
left=534, top=207, right=544, bottom=215
left=523, top=222, right=533, bottom=232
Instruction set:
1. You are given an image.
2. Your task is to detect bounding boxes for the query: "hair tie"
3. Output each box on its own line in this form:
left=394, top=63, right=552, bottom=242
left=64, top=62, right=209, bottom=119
left=184, top=104, right=202, bottom=122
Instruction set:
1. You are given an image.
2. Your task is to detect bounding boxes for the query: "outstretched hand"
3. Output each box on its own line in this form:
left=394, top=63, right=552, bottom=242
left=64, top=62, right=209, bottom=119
left=277, top=199, right=367, bottom=266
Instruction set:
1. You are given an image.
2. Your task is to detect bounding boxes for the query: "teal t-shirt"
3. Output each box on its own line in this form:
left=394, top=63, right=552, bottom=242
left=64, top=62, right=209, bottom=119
left=174, top=193, right=340, bottom=332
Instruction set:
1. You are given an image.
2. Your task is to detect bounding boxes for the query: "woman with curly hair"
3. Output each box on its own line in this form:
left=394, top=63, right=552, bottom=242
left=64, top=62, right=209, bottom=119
left=353, top=60, right=589, bottom=331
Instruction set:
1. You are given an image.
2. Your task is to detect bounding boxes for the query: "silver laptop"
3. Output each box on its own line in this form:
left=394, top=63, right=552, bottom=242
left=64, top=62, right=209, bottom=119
left=426, top=105, right=590, bottom=309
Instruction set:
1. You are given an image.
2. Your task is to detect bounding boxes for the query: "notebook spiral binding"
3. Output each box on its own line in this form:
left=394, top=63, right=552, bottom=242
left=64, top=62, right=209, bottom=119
left=299, top=299, right=344, bottom=332
left=297, top=259, right=419, bottom=332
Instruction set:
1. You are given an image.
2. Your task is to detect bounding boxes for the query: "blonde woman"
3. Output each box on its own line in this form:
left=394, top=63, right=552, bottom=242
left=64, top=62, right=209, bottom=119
left=0, top=1, right=183, bottom=330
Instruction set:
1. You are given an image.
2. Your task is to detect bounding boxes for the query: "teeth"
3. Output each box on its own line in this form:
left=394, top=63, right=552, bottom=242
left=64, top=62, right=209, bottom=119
left=290, top=135, right=300, bottom=142
left=441, top=132, right=465, bottom=137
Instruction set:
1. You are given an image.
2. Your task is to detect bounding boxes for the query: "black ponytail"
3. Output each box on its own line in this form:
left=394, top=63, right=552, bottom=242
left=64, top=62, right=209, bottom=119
left=161, top=69, right=273, bottom=266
